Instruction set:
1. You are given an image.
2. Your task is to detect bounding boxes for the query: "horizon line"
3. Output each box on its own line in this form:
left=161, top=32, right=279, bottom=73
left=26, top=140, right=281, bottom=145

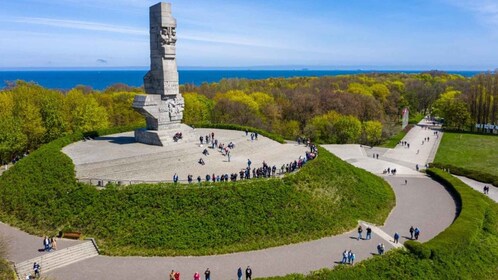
left=0, top=66, right=494, bottom=72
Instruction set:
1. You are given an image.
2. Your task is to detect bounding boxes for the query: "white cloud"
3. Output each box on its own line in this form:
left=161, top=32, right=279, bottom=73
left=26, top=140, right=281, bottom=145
left=448, top=0, right=498, bottom=26
left=6, top=17, right=147, bottom=35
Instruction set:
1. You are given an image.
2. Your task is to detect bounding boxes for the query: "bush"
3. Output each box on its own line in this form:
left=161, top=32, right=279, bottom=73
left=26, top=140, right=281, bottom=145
left=404, top=240, right=431, bottom=259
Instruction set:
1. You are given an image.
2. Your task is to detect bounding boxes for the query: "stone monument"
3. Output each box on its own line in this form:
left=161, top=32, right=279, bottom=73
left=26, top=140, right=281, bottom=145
left=132, top=2, right=187, bottom=146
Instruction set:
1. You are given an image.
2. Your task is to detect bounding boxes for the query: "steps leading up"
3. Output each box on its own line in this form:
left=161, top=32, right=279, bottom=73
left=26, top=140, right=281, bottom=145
left=14, top=239, right=99, bottom=279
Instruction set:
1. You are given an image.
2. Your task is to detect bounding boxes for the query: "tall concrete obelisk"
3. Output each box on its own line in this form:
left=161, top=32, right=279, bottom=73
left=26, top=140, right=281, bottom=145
left=132, top=2, right=186, bottom=146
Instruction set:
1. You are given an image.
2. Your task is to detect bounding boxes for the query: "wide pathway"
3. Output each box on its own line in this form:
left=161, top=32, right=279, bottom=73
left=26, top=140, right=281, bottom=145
left=0, top=120, right=457, bottom=280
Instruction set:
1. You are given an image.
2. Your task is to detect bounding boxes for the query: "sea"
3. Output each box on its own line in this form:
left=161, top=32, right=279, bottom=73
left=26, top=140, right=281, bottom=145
left=0, top=70, right=482, bottom=91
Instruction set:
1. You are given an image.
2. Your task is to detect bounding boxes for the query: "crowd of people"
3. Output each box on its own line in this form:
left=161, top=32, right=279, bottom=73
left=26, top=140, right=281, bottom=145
left=175, top=131, right=317, bottom=185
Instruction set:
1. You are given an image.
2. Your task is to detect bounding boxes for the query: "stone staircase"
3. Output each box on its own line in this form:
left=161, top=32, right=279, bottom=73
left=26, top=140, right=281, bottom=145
left=14, top=239, right=99, bottom=279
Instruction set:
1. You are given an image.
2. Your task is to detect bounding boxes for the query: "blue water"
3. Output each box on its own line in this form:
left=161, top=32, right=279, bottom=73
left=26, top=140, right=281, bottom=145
left=0, top=69, right=482, bottom=90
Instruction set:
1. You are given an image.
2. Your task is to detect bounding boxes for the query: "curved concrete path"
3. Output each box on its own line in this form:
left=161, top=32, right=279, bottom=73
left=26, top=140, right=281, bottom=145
left=0, top=119, right=457, bottom=280
left=453, top=175, right=498, bottom=203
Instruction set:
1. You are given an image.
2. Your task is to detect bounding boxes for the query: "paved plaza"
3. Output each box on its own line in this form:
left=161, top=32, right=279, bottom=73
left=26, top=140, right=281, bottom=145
left=62, top=128, right=309, bottom=184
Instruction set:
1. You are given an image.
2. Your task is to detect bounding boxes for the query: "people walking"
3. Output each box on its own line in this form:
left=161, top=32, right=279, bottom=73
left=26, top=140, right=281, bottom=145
left=51, top=236, right=57, bottom=250
left=245, top=266, right=252, bottom=280
left=341, top=250, right=348, bottom=264
left=204, top=268, right=210, bottom=280
left=414, top=227, right=420, bottom=240
left=409, top=226, right=415, bottom=239
left=394, top=232, right=400, bottom=243
left=357, top=225, right=363, bottom=240
left=33, top=262, right=41, bottom=278
left=366, top=226, right=372, bottom=240
left=193, top=272, right=200, bottom=280
left=170, top=270, right=175, bottom=280
left=237, top=267, right=243, bottom=280
left=376, top=243, right=385, bottom=255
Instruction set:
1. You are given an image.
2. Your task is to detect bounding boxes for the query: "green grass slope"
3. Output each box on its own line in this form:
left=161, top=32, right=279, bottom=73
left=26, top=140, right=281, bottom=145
left=0, top=129, right=394, bottom=256
left=433, top=132, right=498, bottom=186
left=263, top=169, right=498, bottom=279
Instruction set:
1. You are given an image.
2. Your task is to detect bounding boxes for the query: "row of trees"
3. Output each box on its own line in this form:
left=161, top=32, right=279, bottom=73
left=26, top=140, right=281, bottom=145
left=1, top=71, right=495, bottom=162
left=0, top=82, right=143, bottom=163
left=432, top=72, right=498, bottom=131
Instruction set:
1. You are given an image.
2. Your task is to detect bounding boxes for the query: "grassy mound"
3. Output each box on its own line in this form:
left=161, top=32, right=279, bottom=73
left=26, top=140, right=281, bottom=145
left=433, top=132, right=498, bottom=186
left=263, top=169, right=498, bottom=279
left=0, top=129, right=393, bottom=256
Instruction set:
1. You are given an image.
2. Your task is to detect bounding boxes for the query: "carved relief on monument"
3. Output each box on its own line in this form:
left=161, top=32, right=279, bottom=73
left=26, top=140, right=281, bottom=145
left=160, top=27, right=176, bottom=59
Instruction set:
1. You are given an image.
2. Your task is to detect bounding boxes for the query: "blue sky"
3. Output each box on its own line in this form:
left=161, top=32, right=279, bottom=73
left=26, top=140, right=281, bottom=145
left=1, top=0, right=498, bottom=70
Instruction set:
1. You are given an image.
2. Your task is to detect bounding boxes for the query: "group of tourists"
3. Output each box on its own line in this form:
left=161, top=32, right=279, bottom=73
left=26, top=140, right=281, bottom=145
left=173, top=132, right=183, bottom=142
left=187, top=150, right=316, bottom=184
left=198, top=132, right=235, bottom=165
left=184, top=131, right=318, bottom=184
left=399, top=141, right=410, bottom=148
left=376, top=243, right=386, bottom=255
left=341, top=250, right=356, bottom=265
left=483, top=185, right=490, bottom=194
left=168, top=266, right=253, bottom=280
left=382, top=167, right=397, bottom=175
left=409, top=226, right=421, bottom=240
left=42, top=236, right=57, bottom=252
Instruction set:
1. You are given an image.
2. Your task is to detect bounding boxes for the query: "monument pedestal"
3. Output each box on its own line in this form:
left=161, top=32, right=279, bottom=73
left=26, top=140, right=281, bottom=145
left=135, top=123, right=195, bottom=146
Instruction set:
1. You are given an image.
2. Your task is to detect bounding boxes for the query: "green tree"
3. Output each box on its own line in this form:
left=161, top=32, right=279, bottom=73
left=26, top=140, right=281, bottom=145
left=11, top=86, right=46, bottom=149
left=0, top=116, right=27, bottom=162
left=64, top=89, right=109, bottom=132
left=183, top=92, right=214, bottom=124
left=39, top=90, right=67, bottom=142
left=362, top=120, right=383, bottom=145
left=433, top=90, right=471, bottom=130
left=347, top=82, right=373, bottom=96
left=370, top=83, right=390, bottom=102
left=335, top=115, right=362, bottom=144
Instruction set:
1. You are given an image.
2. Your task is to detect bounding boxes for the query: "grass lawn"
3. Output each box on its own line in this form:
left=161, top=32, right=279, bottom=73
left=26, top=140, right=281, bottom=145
left=434, top=132, right=498, bottom=178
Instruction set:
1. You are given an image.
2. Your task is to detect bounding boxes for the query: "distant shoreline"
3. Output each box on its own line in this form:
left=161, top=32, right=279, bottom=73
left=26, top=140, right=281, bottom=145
left=0, top=69, right=485, bottom=90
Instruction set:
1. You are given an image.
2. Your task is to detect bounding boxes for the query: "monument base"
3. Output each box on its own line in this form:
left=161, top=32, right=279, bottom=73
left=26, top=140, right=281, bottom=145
left=135, top=123, right=194, bottom=146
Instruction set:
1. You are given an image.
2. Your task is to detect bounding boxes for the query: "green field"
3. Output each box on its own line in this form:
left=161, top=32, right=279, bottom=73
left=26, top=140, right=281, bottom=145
left=0, top=129, right=394, bottom=256
left=434, top=132, right=498, bottom=185
left=262, top=169, right=498, bottom=279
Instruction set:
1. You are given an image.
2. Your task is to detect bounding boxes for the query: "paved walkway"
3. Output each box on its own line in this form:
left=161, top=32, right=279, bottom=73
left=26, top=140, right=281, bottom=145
left=0, top=222, right=84, bottom=263
left=453, top=175, right=498, bottom=202
left=0, top=120, right=458, bottom=280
